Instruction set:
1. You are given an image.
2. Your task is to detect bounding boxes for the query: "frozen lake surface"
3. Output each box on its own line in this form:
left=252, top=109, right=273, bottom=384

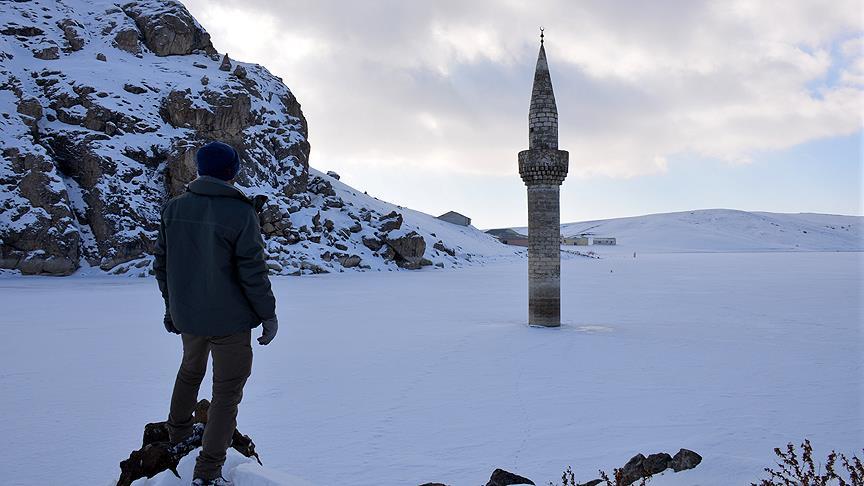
left=0, top=251, right=861, bottom=485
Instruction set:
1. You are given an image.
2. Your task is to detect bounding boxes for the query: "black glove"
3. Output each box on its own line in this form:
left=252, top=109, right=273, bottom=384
left=164, top=310, right=180, bottom=334
left=258, top=315, right=278, bottom=345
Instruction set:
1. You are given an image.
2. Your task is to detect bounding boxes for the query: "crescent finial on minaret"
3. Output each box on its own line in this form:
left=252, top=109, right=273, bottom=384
left=540, top=27, right=544, bottom=45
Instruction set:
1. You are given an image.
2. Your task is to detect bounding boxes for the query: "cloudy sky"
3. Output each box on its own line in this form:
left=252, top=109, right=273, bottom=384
left=185, top=0, right=863, bottom=228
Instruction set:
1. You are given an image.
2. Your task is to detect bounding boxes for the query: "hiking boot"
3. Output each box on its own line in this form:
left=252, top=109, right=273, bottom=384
left=191, top=477, right=233, bottom=486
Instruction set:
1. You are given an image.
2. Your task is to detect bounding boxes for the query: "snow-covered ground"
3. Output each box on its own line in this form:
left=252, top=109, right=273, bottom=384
left=0, top=250, right=860, bottom=486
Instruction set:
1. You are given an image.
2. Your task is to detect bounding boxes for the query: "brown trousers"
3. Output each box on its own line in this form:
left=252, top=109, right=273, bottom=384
left=167, top=329, right=253, bottom=480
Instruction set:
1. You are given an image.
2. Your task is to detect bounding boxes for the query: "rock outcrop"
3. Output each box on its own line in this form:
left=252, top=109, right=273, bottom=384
left=576, top=448, right=703, bottom=486
left=0, top=0, right=504, bottom=277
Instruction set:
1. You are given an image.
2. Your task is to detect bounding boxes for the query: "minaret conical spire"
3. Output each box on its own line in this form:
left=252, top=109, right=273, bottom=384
left=528, top=32, right=558, bottom=150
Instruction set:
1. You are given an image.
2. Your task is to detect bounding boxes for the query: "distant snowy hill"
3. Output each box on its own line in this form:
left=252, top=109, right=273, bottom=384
left=514, top=209, right=862, bottom=252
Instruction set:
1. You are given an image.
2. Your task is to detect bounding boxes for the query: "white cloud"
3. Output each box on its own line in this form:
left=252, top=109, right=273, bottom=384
left=184, top=0, right=863, bottom=181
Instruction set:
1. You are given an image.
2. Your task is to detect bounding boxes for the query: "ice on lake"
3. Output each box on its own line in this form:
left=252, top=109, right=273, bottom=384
left=0, top=251, right=860, bottom=485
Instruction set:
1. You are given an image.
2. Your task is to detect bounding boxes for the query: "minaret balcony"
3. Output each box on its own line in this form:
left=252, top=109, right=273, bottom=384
left=518, top=148, right=569, bottom=185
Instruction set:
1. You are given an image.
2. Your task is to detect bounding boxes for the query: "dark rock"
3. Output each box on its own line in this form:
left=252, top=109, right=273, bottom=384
left=123, top=83, right=147, bottom=94
left=349, top=222, right=362, bottom=233
left=433, top=240, right=455, bottom=257
left=619, top=453, right=646, bottom=486
left=362, top=236, right=384, bottom=251
left=113, top=27, right=141, bottom=55
left=0, top=148, right=80, bottom=275
left=1, top=25, right=45, bottom=36
left=326, top=170, right=340, bottom=180
left=486, top=468, right=535, bottom=486
left=233, top=64, right=246, bottom=79
left=192, top=61, right=207, bottom=69
left=378, top=211, right=403, bottom=232
left=340, top=255, right=361, bottom=268
left=323, top=196, right=343, bottom=208
left=16, top=98, right=43, bottom=120
left=379, top=244, right=396, bottom=261
left=219, top=53, right=232, bottom=71
left=122, top=0, right=216, bottom=57
left=266, top=261, right=282, bottom=272
left=96, top=52, right=107, bottom=61
left=669, top=448, right=701, bottom=472
left=307, top=175, right=335, bottom=196
left=299, top=261, right=328, bottom=274
left=643, top=452, right=672, bottom=475
left=58, top=19, right=86, bottom=51
left=577, top=481, right=603, bottom=486
left=386, top=231, right=426, bottom=260
left=33, top=45, right=59, bottom=60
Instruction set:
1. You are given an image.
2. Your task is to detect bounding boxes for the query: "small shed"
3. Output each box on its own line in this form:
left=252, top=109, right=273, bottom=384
left=562, top=236, right=590, bottom=246
left=438, top=211, right=471, bottom=226
left=593, top=237, right=617, bottom=246
left=486, top=228, right=529, bottom=247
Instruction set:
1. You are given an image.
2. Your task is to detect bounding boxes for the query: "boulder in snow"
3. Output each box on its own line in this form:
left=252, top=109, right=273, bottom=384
left=669, top=448, right=702, bottom=472
left=485, top=468, right=535, bottom=486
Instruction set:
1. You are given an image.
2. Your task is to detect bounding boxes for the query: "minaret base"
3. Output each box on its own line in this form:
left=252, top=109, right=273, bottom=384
left=526, top=183, right=562, bottom=328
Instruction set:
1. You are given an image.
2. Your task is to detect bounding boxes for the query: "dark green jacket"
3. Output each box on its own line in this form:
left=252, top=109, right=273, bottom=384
left=154, top=176, right=276, bottom=336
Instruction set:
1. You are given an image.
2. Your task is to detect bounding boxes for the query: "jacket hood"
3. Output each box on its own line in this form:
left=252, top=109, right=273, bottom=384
left=186, top=176, right=252, bottom=204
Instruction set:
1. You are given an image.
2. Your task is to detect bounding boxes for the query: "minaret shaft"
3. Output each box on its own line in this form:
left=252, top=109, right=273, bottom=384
left=518, top=36, right=568, bottom=327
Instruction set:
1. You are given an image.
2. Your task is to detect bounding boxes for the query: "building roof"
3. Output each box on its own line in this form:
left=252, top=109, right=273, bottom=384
left=485, top=228, right=527, bottom=238
left=438, top=211, right=469, bottom=220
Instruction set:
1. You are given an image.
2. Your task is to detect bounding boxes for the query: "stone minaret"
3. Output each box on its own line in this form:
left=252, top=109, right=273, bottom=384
left=518, top=30, right=569, bottom=327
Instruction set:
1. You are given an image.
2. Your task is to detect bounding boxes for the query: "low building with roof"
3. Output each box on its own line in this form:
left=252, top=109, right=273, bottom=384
left=437, top=211, right=471, bottom=226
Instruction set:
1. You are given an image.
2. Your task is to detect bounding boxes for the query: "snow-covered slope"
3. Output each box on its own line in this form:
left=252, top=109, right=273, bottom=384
left=515, top=209, right=862, bottom=252
left=272, top=168, right=521, bottom=274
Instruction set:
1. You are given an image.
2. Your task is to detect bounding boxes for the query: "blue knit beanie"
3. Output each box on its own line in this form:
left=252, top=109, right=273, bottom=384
left=196, top=141, right=241, bottom=181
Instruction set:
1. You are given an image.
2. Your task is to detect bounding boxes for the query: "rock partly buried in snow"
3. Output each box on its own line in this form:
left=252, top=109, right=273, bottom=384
left=576, top=480, right=603, bottom=486
left=669, top=448, right=702, bottom=472
left=586, top=448, right=702, bottom=486
left=378, top=211, right=403, bottom=232
left=387, top=231, right=425, bottom=259
left=618, top=453, right=647, bottom=486
left=642, top=452, right=673, bottom=475
left=485, top=468, right=535, bottom=486
left=433, top=240, right=456, bottom=257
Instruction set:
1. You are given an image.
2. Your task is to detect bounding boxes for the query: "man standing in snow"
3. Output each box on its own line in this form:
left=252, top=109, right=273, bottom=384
left=153, top=141, right=278, bottom=486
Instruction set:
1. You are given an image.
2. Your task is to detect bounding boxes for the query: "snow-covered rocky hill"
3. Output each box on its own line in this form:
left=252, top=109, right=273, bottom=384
left=515, top=209, right=862, bottom=252
left=0, top=0, right=514, bottom=277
